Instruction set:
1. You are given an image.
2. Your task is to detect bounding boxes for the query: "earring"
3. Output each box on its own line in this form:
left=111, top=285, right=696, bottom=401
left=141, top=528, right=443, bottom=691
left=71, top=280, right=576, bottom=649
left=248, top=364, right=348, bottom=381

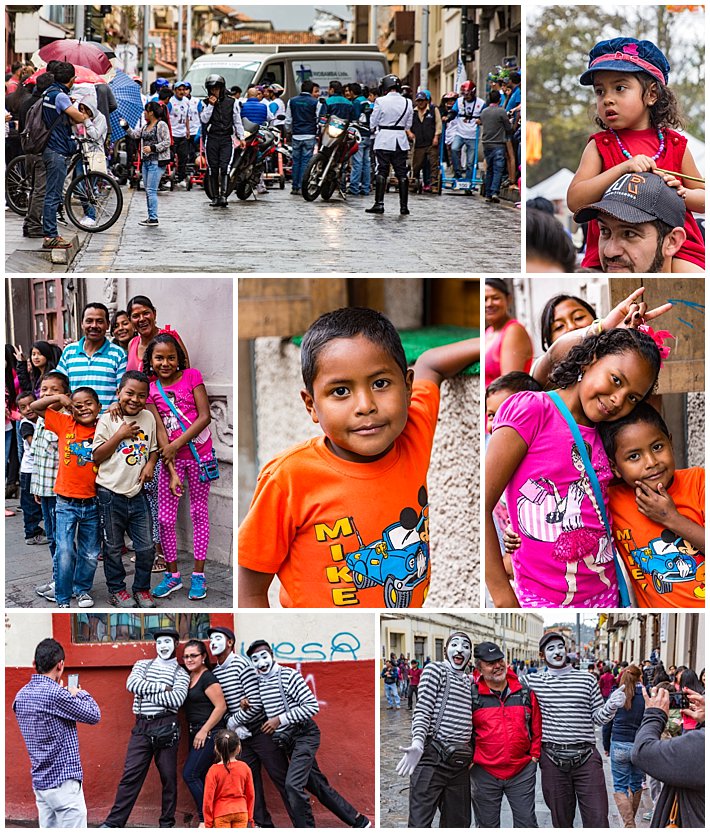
left=577, top=372, right=583, bottom=382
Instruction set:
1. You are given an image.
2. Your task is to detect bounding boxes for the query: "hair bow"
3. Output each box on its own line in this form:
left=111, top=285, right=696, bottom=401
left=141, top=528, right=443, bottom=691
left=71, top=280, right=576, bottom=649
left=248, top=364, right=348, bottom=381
left=638, top=324, right=674, bottom=365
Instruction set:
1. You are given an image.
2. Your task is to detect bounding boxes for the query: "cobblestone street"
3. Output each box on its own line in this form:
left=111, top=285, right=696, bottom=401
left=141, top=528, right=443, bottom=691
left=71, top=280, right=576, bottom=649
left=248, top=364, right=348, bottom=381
left=6, top=181, right=520, bottom=274
left=378, top=697, right=653, bottom=828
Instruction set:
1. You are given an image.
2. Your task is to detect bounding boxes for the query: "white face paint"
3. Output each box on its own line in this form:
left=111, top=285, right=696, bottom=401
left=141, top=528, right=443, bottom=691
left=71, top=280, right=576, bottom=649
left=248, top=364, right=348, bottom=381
left=251, top=649, right=274, bottom=674
left=209, top=633, right=228, bottom=656
left=156, top=636, right=176, bottom=660
left=446, top=635, right=472, bottom=671
left=544, top=639, right=567, bottom=668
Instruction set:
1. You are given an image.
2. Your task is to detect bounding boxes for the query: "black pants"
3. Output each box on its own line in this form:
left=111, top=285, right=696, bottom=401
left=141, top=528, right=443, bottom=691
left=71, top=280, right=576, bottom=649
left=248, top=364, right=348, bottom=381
left=173, top=136, right=189, bottom=181
left=408, top=740, right=471, bottom=828
left=240, top=729, right=296, bottom=828
left=205, top=134, right=233, bottom=176
left=24, top=152, right=46, bottom=234
left=540, top=746, right=608, bottom=828
left=104, top=715, right=179, bottom=828
left=408, top=684, right=419, bottom=709
left=283, top=719, right=359, bottom=827
left=375, top=147, right=408, bottom=179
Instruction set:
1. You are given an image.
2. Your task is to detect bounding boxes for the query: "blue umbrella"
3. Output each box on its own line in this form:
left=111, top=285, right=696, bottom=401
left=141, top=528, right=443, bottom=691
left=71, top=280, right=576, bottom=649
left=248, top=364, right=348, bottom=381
left=109, top=69, right=144, bottom=140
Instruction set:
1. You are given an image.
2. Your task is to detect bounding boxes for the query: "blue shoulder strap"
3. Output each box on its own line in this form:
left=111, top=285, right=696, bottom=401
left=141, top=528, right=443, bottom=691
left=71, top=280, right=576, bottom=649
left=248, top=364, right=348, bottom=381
left=546, top=390, right=631, bottom=607
left=154, top=379, right=203, bottom=467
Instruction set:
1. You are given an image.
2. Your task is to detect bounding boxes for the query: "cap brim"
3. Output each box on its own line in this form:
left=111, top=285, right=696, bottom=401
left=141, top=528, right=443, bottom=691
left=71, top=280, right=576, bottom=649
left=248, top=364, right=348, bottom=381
left=580, top=61, right=651, bottom=86
left=574, top=200, right=658, bottom=226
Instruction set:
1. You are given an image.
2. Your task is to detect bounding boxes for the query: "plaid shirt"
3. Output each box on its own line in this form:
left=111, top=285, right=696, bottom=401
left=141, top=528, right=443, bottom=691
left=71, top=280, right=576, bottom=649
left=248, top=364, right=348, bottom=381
left=30, top=416, right=59, bottom=497
left=13, top=674, right=101, bottom=791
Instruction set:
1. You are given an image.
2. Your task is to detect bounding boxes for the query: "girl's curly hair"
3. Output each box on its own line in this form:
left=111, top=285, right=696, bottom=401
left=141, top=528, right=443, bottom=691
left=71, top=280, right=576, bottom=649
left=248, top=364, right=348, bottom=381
left=594, top=74, right=684, bottom=130
left=142, top=333, right=187, bottom=376
left=550, top=329, right=661, bottom=397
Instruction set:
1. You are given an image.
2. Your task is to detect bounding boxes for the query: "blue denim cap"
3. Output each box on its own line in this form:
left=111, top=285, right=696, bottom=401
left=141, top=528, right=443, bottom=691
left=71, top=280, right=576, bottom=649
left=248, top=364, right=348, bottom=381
left=580, top=37, right=670, bottom=86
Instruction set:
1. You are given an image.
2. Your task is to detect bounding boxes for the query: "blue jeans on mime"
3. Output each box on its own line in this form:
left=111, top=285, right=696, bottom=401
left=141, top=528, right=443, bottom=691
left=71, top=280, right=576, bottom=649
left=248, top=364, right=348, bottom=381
left=291, top=136, right=316, bottom=190
left=484, top=144, right=506, bottom=197
left=42, top=148, right=71, bottom=237
left=141, top=159, right=162, bottom=220
left=55, top=495, right=101, bottom=605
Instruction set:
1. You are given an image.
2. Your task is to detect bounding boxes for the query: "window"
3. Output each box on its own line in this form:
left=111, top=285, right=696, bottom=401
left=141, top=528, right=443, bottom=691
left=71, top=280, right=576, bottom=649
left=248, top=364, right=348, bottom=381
left=72, top=612, right=211, bottom=644
left=31, top=278, right=65, bottom=345
left=414, top=636, right=426, bottom=665
left=435, top=638, right=444, bottom=662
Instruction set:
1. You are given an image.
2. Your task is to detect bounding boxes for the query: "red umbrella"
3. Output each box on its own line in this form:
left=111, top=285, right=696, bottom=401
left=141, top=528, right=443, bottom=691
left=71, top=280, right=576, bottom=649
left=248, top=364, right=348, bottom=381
left=25, top=65, right=106, bottom=86
left=38, top=39, right=112, bottom=75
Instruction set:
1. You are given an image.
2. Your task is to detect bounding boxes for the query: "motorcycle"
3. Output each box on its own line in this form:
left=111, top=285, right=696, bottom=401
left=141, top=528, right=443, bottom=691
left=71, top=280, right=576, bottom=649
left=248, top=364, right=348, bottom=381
left=302, top=114, right=360, bottom=202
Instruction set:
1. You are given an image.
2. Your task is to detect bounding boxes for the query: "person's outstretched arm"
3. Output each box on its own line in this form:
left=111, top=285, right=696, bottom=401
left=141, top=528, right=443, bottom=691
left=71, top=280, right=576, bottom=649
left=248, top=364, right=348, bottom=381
left=414, top=337, right=480, bottom=387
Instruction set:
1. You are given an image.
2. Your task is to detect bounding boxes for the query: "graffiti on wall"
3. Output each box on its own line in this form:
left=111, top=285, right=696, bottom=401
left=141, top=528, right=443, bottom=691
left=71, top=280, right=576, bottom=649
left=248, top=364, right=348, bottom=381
left=237, top=631, right=362, bottom=663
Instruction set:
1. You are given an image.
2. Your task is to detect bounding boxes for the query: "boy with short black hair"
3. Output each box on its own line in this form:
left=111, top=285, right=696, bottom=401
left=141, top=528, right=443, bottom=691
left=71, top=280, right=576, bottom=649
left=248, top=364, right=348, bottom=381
left=17, top=390, right=47, bottom=545
left=92, top=371, right=159, bottom=609
left=31, top=386, right=101, bottom=608
left=238, top=307, right=478, bottom=608
left=598, top=403, right=704, bottom=607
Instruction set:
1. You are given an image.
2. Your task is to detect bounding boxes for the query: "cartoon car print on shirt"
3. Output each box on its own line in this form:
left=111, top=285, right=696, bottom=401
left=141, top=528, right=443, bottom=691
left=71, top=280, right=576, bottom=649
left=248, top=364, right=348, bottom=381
left=630, top=530, right=704, bottom=595
left=68, top=440, right=94, bottom=466
left=345, top=487, right=430, bottom=608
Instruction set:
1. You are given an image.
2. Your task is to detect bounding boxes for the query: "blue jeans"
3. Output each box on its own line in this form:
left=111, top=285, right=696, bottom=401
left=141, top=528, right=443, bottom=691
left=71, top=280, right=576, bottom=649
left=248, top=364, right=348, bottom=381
left=384, top=682, right=400, bottom=707
left=55, top=496, right=101, bottom=605
left=610, top=740, right=644, bottom=794
left=291, top=136, right=316, bottom=190
left=97, top=486, right=154, bottom=594
left=451, top=135, right=477, bottom=180
left=42, top=148, right=71, bottom=237
left=349, top=138, right=372, bottom=194
left=41, top=494, right=57, bottom=561
left=20, top=472, right=44, bottom=538
left=182, top=731, right=217, bottom=822
left=74, top=160, right=96, bottom=220
left=142, top=159, right=162, bottom=220
left=484, top=145, right=506, bottom=197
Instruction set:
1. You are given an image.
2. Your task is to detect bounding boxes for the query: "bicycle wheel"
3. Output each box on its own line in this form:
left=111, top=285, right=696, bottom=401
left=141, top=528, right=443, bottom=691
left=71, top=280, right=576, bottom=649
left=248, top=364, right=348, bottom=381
left=6, top=155, right=30, bottom=216
left=64, top=172, right=123, bottom=233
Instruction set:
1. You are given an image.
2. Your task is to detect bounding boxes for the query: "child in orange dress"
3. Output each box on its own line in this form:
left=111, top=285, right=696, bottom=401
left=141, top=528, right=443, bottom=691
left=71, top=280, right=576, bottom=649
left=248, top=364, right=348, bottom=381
left=203, top=730, right=254, bottom=828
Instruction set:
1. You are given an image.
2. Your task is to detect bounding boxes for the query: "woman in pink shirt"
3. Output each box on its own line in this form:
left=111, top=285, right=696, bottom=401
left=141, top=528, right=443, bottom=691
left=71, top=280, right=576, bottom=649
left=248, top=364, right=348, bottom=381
left=125, top=294, right=190, bottom=373
left=485, top=278, right=533, bottom=386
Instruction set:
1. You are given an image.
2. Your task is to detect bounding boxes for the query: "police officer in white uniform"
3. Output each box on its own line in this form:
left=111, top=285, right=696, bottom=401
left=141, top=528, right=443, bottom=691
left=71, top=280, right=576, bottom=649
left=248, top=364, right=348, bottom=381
left=366, top=74, right=414, bottom=216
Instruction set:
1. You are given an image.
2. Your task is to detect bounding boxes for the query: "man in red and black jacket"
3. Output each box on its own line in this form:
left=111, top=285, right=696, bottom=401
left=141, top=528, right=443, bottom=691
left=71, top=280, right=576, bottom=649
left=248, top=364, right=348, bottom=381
left=470, top=641, right=542, bottom=827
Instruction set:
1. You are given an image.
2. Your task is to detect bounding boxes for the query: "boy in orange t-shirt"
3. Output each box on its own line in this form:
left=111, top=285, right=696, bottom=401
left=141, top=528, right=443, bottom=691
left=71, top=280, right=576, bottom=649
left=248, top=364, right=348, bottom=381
left=599, top=403, right=704, bottom=607
left=238, top=307, right=479, bottom=608
left=31, top=387, right=101, bottom=608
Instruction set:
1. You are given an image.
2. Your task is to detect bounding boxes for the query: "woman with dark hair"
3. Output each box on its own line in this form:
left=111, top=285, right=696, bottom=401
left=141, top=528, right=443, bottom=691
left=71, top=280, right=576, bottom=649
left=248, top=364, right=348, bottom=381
left=110, top=310, right=135, bottom=353
left=125, top=294, right=190, bottom=373
left=679, top=668, right=703, bottom=733
left=5, top=344, right=22, bottom=509
left=181, top=639, right=227, bottom=826
left=484, top=278, right=533, bottom=386
left=539, top=295, right=596, bottom=352
left=650, top=662, right=671, bottom=688
left=121, top=101, right=172, bottom=226
left=24, top=341, right=61, bottom=396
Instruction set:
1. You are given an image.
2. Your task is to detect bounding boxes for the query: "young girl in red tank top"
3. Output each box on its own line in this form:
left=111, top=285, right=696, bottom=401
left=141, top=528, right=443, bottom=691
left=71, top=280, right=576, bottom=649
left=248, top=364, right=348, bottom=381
left=567, top=37, right=704, bottom=271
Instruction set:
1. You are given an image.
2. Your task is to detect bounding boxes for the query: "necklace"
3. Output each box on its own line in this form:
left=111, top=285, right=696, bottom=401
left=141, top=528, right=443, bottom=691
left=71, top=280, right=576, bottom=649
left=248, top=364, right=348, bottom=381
left=608, top=127, right=665, bottom=161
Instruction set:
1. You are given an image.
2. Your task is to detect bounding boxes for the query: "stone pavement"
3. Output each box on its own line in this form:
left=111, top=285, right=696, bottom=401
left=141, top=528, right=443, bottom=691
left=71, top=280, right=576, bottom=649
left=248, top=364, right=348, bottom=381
left=51, top=180, right=519, bottom=274
left=378, top=697, right=654, bottom=828
left=4, top=495, right=233, bottom=609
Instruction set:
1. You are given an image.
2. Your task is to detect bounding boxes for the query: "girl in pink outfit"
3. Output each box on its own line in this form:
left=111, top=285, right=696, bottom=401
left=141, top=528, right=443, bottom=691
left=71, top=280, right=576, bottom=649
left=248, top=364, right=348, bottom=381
left=145, top=334, right=214, bottom=601
left=486, top=325, right=663, bottom=609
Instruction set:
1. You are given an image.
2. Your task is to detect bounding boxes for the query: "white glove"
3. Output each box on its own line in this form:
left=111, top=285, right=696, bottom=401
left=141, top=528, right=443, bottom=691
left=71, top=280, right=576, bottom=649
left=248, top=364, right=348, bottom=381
left=235, top=725, right=252, bottom=740
left=396, top=740, right=424, bottom=777
left=607, top=684, right=626, bottom=709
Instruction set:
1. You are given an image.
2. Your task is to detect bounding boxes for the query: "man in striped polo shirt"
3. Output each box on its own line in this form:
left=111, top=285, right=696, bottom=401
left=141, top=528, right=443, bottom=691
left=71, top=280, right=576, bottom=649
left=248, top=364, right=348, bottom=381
left=242, top=639, right=372, bottom=828
left=208, top=626, right=296, bottom=828
left=101, top=628, right=189, bottom=828
left=396, top=631, right=474, bottom=828
left=525, top=632, right=627, bottom=828
left=58, top=303, right=127, bottom=411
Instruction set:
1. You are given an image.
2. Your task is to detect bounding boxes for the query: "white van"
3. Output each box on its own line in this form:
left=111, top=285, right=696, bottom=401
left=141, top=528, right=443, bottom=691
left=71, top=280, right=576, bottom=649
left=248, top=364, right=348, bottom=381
left=184, top=43, right=389, bottom=99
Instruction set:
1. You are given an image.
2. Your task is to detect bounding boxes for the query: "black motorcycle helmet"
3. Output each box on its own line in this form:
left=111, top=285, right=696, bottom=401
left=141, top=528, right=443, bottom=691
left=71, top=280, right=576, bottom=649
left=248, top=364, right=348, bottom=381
left=205, top=74, right=226, bottom=98
left=379, top=74, right=401, bottom=95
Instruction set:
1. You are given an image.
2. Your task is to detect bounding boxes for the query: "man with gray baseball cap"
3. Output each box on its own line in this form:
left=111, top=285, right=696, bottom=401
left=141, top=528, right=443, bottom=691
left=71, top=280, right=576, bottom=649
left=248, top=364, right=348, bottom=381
left=574, top=172, right=703, bottom=273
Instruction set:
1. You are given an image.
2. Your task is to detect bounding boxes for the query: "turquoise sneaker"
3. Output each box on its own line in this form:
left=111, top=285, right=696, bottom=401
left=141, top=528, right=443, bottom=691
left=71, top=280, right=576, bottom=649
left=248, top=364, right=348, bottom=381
left=188, top=573, right=207, bottom=600
left=152, top=572, right=183, bottom=598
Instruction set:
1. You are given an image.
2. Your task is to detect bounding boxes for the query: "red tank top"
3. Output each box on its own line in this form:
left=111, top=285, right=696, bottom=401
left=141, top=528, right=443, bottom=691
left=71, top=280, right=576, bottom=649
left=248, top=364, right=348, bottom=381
left=581, top=128, right=704, bottom=269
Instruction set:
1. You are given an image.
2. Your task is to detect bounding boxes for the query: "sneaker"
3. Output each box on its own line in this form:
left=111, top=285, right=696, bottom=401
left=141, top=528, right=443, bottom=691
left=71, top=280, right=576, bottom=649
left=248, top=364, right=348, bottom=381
left=76, top=592, right=94, bottom=608
left=353, top=814, right=372, bottom=828
left=490, top=194, right=500, bottom=204
left=42, top=236, right=72, bottom=249
left=643, top=811, right=654, bottom=821
left=188, top=573, right=207, bottom=601
left=290, top=188, right=301, bottom=195
left=109, top=589, right=137, bottom=608
left=57, top=603, right=70, bottom=608
left=35, top=581, right=56, bottom=602
left=152, top=572, right=183, bottom=598
left=82, top=216, right=96, bottom=227
left=133, top=590, right=157, bottom=608
left=26, top=533, right=48, bottom=545
left=138, top=218, right=159, bottom=226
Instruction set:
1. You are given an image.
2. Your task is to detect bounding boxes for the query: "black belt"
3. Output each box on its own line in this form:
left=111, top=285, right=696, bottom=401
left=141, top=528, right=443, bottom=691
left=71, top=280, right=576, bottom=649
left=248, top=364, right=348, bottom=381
left=543, top=741, right=594, bottom=750
left=136, top=711, right=175, bottom=722
left=379, top=125, right=405, bottom=130
left=58, top=495, right=96, bottom=505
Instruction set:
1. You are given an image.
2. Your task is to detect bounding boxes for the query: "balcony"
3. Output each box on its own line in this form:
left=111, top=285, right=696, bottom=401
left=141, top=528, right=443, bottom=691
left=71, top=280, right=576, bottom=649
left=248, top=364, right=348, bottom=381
left=385, top=10, right=415, bottom=54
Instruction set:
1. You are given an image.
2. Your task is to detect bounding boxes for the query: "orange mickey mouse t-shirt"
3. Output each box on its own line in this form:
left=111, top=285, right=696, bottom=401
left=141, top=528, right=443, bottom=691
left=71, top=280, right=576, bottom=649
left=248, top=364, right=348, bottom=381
left=238, top=380, right=440, bottom=608
left=609, top=467, right=704, bottom=608
left=44, top=409, right=99, bottom=499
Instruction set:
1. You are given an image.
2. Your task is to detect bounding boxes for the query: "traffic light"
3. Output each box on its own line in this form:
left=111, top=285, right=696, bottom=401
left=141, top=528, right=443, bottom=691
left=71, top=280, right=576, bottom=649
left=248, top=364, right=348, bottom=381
left=462, top=21, right=478, bottom=60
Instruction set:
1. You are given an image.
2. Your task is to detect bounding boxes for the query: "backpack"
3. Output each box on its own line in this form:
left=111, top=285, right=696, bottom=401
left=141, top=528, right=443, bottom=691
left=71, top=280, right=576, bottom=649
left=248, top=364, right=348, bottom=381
left=20, top=94, right=63, bottom=154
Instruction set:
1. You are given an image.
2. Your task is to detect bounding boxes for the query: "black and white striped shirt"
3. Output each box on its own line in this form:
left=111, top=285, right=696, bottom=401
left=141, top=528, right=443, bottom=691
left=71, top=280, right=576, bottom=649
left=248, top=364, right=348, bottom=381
left=525, top=668, right=617, bottom=744
left=411, top=662, right=473, bottom=746
left=213, top=652, right=263, bottom=726
left=126, top=659, right=189, bottom=717
left=258, top=665, right=319, bottom=733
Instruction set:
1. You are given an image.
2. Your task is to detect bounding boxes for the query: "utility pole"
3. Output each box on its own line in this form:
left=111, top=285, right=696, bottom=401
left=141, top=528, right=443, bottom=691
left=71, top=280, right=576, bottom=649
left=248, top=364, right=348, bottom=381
left=177, top=4, right=183, bottom=80
left=369, top=5, right=378, bottom=45
left=576, top=613, right=581, bottom=660
left=74, top=4, right=86, bottom=39
left=186, top=4, right=192, bottom=76
left=420, top=5, right=429, bottom=91
left=142, top=5, right=150, bottom=95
